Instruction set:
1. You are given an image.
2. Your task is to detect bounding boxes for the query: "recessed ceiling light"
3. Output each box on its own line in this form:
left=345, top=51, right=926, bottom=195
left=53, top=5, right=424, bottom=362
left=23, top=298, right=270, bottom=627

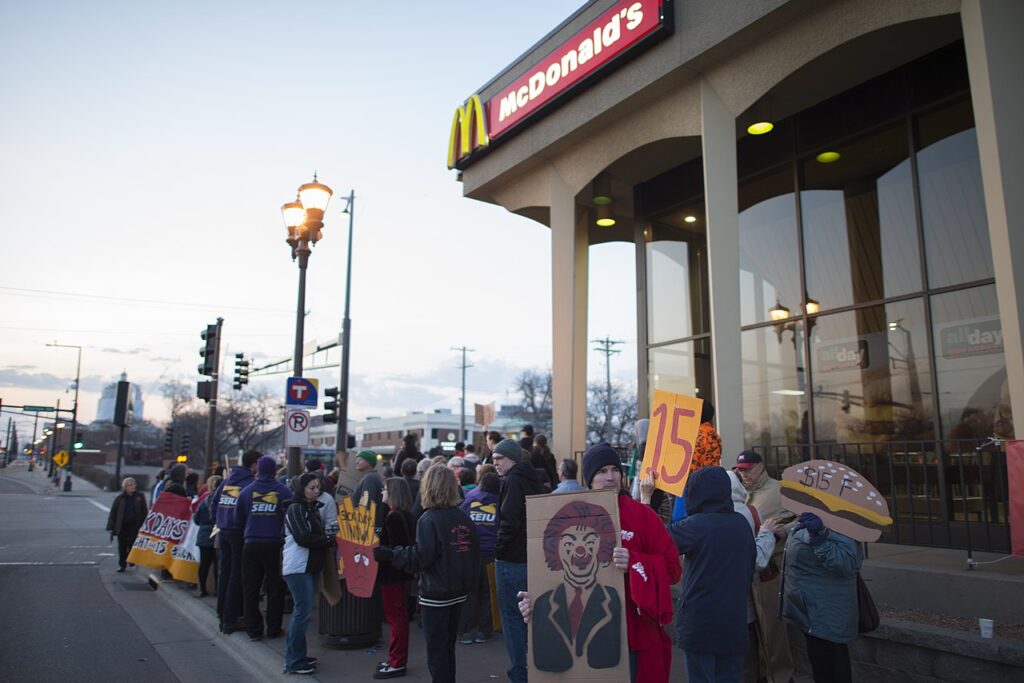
left=816, top=151, right=841, bottom=163
left=748, top=121, right=774, bottom=135
left=684, top=215, right=697, bottom=223
left=771, top=389, right=806, bottom=396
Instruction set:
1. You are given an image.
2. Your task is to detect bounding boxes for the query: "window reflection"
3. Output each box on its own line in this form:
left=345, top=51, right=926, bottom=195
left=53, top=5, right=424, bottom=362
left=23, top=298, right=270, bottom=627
left=742, top=325, right=807, bottom=447
left=645, top=205, right=708, bottom=343
left=649, top=338, right=712, bottom=405
left=931, top=285, right=1012, bottom=442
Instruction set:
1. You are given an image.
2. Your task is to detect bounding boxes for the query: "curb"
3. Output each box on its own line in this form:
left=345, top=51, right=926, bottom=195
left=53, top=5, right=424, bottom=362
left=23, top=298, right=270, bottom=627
left=141, top=572, right=320, bottom=682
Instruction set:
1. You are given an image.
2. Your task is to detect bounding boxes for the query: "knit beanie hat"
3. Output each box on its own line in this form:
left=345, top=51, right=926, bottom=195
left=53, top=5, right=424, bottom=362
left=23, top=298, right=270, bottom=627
left=493, top=439, right=524, bottom=463
left=256, top=455, right=277, bottom=478
left=356, top=450, right=377, bottom=468
left=168, top=463, right=187, bottom=484
left=582, top=442, right=623, bottom=487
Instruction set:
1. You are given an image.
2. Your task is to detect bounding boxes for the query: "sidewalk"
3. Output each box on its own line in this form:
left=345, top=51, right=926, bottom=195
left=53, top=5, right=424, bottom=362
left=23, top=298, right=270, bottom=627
left=0, top=460, right=108, bottom=496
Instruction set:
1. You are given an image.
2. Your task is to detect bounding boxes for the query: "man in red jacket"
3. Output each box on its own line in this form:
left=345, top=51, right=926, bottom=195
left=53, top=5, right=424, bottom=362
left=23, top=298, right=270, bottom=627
left=519, top=442, right=682, bottom=683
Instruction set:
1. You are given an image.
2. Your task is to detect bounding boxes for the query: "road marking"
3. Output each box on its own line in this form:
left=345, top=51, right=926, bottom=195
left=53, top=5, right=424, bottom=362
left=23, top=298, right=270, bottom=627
left=88, top=499, right=111, bottom=513
left=0, top=561, right=99, bottom=566
left=71, top=545, right=107, bottom=549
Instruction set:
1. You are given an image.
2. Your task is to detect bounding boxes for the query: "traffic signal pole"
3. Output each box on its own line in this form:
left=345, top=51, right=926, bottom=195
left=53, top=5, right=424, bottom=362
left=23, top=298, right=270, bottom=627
left=204, top=318, right=223, bottom=477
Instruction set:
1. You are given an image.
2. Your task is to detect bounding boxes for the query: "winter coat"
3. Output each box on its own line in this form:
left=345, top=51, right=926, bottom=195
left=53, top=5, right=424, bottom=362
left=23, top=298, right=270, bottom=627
left=378, top=507, right=417, bottom=584
left=107, top=491, right=148, bottom=536
left=193, top=496, right=216, bottom=548
left=668, top=466, right=756, bottom=655
left=236, top=475, right=292, bottom=543
left=282, top=497, right=332, bottom=576
left=460, top=487, right=498, bottom=560
left=209, top=465, right=255, bottom=534
left=553, top=479, right=584, bottom=494
left=391, top=506, right=480, bottom=608
left=495, top=460, right=546, bottom=562
left=781, top=528, right=862, bottom=644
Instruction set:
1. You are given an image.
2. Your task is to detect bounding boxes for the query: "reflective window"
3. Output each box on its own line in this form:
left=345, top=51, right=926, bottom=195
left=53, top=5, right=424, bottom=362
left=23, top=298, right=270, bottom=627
left=801, top=123, right=920, bottom=310
left=931, top=285, right=1012, bottom=441
left=739, top=168, right=801, bottom=325
left=742, top=325, right=808, bottom=447
left=916, top=98, right=993, bottom=288
left=645, top=202, right=708, bottom=343
left=808, top=300, right=934, bottom=443
left=649, top=338, right=713, bottom=405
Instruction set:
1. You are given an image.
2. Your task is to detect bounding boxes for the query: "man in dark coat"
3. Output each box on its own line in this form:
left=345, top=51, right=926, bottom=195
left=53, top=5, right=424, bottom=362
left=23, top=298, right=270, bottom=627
left=106, top=477, right=148, bottom=572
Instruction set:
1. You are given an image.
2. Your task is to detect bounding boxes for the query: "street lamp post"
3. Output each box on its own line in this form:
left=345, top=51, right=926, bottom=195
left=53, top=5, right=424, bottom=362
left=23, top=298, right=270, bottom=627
left=337, top=191, right=355, bottom=470
left=46, top=342, right=81, bottom=491
left=282, top=175, right=333, bottom=477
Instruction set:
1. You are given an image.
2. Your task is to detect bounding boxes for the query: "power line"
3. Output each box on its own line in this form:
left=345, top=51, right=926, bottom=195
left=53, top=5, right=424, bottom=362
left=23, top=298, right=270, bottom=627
left=592, top=337, right=623, bottom=442
left=0, top=285, right=292, bottom=315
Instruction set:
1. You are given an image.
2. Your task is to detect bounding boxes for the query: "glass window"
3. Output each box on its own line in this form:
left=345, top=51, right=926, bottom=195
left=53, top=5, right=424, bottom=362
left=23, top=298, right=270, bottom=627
left=808, top=300, right=934, bottom=444
left=742, top=325, right=808, bottom=447
left=649, top=338, right=712, bottom=404
left=645, top=204, right=708, bottom=343
left=931, top=285, right=1012, bottom=441
left=801, top=123, right=921, bottom=310
left=739, top=168, right=801, bottom=325
left=916, top=98, right=993, bottom=288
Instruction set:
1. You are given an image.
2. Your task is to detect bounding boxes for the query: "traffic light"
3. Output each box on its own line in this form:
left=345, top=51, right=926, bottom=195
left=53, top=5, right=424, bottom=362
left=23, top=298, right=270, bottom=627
left=197, top=381, right=213, bottom=403
left=181, top=433, right=190, bottom=457
left=176, top=454, right=188, bottom=463
left=198, top=324, right=218, bottom=376
left=164, top=426, right=175, bottom=453
left=323, top=386, right=340, bottom=424
left=73, top=434, right=84, bottom=450
left=233, top=353, right=250, bottom=391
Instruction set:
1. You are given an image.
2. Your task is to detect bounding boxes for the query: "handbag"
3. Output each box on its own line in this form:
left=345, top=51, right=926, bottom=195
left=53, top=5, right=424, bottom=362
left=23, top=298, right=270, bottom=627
left=856, top=572, right=879, bottom=633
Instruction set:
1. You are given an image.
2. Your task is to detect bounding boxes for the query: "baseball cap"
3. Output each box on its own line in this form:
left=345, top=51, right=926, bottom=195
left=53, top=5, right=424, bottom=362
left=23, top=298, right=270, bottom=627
left=735, top=450, right=764, bottom=470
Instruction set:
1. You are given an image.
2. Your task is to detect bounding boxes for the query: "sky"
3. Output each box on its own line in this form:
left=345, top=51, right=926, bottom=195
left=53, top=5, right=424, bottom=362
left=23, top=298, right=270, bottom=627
left=0, top=0, right=638, bottom=439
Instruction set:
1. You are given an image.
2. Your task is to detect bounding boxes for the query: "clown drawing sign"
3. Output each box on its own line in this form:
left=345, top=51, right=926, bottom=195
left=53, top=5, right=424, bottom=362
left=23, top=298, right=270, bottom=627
left=526, top=488, right=629, bottom=682
left=336, top=495, right=379, bottom=598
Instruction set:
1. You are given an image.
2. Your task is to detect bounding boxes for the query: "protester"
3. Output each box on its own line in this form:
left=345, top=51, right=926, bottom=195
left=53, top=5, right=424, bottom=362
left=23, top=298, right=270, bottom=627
left=553, top=458, right=583, bottom=493
left=163, top=463, right=188, bottom=497
left=518, top=424, right=534, bottom=452
left=282, top=473, right=333, bottom=676
left=106, top=477, right=148, bottom=573
left=463, top=444, right=480, bottom=466
left=375, top=477, right=417, bottom=679
left=185, top=471, right=200, bottom=498
left=530, top=434, right=558, bottom=491
left=236, top=455, right=292, bottom=640
left=210, top=449, right=260, bottom=633
left=667, top=466, right=755, bottom=683
left=459, top=471, right=499, bottom=645
left=375, top=464, right=480, bottom=683
left=484, top=430, right=502, bottom=464
left=193, top=474, right=222, bottom=597
left=737, top=450, right=795, bottom=683
left=492, top=438, right=546, bottom=683
left=454, top=441, right=467, bottom=458
left=395, top=433, right=423, bottom=471
left=415, top=458, right=432, bottom=480
left=400, top=458, right=420, bottom=501
left=353, top=449, right=387, bottom=530
left=518, top=442, right=682, bottom=683
left=151, top=468, right=167, bottom=502
left=475, top=463, right=497, bottom=483
left=671, top=401, right=722, bottom=522
left=448, top=456, right=466, bottom=480
left=780, top=512, right=862, bottom=683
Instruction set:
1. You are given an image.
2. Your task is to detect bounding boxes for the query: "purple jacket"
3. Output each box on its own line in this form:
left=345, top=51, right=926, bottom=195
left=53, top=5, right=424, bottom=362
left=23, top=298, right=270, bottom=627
left=209, top=465, right=254, bottom=533
left=236, top=475, right=292, bottom=543
left=460, top=487, right=498, bottom=559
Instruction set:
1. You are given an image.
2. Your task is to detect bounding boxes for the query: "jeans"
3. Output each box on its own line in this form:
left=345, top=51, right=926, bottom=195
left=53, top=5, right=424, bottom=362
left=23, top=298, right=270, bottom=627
left=217, top=531, right=244, bottom=625
left=242, top=541, right=285, bottom=636
left=421, top=603, right=463, bottom=683
left=495, top=560, right=528, bottom=683
left=685, top=651, right=745, bottom=683
left=198, top=546, right=217, bottom=595
left=283, top=573, right=315, bottom=672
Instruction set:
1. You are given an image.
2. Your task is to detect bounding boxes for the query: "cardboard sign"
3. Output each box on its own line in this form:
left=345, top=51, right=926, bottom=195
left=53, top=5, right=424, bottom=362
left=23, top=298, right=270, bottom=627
left=779, top=460, right=893, bottom=543
left=526, top=488, right=628, bottom=682
left=336, top=496, right=379, bottom=598
left=1007, top=441, right=1024, bottom=557
left=126, top=492, right=200, bottom=583
left=640, top=390, right=704, bottom=496
left=475, top=401, right=496, bottom=427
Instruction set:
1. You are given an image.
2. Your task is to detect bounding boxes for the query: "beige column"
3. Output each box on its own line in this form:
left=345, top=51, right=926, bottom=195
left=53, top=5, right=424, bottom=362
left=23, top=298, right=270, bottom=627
left=549, top=168, right=589, bottom=461
left=962, top=0, right=1024, bottom=438
left=701, top=78, right=744, bottom=462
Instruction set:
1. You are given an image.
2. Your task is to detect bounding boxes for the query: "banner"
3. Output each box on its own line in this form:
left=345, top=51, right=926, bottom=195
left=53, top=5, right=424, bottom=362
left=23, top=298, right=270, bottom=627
left=336, top=496, right=379, bottom=598
left=1007, top=440, right=1024, bottom=557
left=126, top=492, right=200, bottom=584
left=640, top=390, right=703, bottom=496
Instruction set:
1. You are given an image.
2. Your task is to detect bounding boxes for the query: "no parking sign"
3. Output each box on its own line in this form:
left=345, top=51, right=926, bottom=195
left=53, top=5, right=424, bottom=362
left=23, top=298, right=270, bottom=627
left=285, top=409, right=311, bottom=447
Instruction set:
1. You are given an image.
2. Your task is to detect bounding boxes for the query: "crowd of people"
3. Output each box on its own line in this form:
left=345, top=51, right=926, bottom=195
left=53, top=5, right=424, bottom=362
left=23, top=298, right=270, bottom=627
left=106, top=415, right=863, bottom=682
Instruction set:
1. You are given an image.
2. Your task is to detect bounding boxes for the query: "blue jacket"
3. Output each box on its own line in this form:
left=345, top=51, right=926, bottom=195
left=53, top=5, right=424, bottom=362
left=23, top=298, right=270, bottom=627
left=236, top=475, right=292, bottom=543
left=668, top=466, right=755, bottom=655
left=193, top=497, right=215, bottom=547
left=460, top=487, right=498, bottom=559
left=209, top=465, right=255, bottom=534
left=781, top=528, right=862, bottom=644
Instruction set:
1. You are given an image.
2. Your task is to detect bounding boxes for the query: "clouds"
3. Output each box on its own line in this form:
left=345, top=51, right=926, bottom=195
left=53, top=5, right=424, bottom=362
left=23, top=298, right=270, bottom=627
left=98, top=347, right=149, bottom=355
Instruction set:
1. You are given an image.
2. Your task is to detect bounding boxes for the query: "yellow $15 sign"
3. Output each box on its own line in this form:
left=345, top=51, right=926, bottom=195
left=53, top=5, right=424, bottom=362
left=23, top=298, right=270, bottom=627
left=640, top=390, right=704, bottom=496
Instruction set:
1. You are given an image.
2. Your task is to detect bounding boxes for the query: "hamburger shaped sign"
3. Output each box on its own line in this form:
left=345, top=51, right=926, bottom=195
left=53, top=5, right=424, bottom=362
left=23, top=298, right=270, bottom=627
left=780, top=460, right=893, bottom=542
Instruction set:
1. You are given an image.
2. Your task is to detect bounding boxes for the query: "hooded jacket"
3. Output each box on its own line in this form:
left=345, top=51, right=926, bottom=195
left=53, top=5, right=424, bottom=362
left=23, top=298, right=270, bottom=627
left=282, top=477, right=332, bottom=576
left=781, top=528, right=862, bottom=644
left=391, top=505, right=480, bottom=607
left=209, top=465, right=255, bottom=533
left=236, top=459, right=292, bottom=543
left=460, top=486, right=499, bottom=559
left=495, top=460, right=546, bottom=562
left=668, top=466, right=756, bottom=655
left=163, top=464, right=188, bottom=497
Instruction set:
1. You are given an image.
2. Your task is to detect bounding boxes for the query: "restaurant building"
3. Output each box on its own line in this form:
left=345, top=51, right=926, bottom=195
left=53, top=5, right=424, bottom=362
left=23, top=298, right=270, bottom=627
left=450, top=0, right=1022, bottom=475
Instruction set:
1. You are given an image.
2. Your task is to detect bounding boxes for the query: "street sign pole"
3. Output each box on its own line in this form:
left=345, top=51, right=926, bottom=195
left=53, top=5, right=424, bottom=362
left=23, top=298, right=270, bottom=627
left=204, top=317, right=223, bottom=477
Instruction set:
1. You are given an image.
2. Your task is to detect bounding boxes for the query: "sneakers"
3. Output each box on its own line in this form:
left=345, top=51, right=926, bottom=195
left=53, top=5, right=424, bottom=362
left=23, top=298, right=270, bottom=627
left=283, top=663, right=316, bottom=675
left=459, top=633, right=475, bottom=644
left=474, top=634, right=492, bottom=643
left=374, top=664, right=407, bottom=679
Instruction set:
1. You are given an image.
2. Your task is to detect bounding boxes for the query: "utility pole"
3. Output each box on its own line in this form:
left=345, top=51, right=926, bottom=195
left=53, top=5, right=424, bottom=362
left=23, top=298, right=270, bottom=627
left=592, top=337, right=623, bottom=443
left=451, top=346, right=475, bottom=441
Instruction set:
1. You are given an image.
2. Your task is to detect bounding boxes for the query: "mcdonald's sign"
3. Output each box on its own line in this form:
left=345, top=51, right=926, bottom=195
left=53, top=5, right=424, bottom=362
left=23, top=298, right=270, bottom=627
left=447, top=0, right=672, bottom=170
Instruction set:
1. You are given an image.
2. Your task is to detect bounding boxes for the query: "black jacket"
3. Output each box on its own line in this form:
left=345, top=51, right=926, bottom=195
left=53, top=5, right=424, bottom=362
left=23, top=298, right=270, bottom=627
left=379, top=508, right=416, bottom=584
left=106, top=491, right=148, bottom=536
left=283, top=498, right=332, bottom=575
left=496, top=461, right=547, bottom=562
left=392, top=506, right=479, bottom=607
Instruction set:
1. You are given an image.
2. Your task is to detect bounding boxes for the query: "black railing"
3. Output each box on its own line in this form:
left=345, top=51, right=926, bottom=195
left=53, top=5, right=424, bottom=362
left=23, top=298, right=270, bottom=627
left=751, top=439, right=1012, bottom=556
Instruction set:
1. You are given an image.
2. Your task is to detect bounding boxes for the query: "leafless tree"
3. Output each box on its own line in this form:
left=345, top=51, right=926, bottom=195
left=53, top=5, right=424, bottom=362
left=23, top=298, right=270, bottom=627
left=587, top=381, right=638, bottom=448
left=514, top=369, right=552, bottom=434
left=160, top=380, right=194, bottom=421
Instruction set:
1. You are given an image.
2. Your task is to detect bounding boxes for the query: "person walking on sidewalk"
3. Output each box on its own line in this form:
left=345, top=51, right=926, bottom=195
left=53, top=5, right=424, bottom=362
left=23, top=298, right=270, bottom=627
left=236, top=455, right=292, bottom=640
left=375, top=464, right=480, bottom=683
left=209, top=449, right=259, bottom=633
left=193, top=474, right=221, bottom=597
left=106, top=477, right=147, bottom=573
left=375, top=477, right=417, bottom=679
left=281, top=472, right=333, bottom=676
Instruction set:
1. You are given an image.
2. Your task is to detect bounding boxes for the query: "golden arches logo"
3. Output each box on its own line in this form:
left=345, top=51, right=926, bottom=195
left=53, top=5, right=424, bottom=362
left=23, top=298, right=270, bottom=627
left=447, top=94, right=489, bottom=169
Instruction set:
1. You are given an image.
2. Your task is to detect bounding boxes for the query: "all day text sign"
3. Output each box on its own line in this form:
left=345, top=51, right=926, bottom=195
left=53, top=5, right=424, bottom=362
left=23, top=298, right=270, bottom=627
left=640, top=390, right=703, bottom=496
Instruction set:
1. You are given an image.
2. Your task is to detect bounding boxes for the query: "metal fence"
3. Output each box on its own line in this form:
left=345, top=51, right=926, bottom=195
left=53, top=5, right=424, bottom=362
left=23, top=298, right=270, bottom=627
left=751, top=439, right=1012, bottom=556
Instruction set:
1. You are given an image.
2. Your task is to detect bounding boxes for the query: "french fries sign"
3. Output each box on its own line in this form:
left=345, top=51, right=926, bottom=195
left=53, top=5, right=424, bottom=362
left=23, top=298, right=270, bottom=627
left=640, top=390, right=703, bottom=496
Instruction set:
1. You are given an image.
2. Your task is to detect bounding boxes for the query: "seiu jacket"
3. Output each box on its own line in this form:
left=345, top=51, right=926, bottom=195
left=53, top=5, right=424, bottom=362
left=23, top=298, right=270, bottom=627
left=209, top=466, right=255, bottom=533
left=391, top=506, right=480, bottom=608
left=236, top=475, right=292, bottom=543
left=460, top=488, right=498, bottom=559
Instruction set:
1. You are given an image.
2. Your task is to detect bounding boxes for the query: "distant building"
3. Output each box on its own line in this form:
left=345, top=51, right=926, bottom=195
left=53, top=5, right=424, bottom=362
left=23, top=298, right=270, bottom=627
left=95, top=372, right=144, bottom=423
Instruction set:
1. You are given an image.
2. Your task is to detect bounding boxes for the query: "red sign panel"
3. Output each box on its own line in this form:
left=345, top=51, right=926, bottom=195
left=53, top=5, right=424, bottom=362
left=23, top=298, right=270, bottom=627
left=486, top=0, right=667, bottom=141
